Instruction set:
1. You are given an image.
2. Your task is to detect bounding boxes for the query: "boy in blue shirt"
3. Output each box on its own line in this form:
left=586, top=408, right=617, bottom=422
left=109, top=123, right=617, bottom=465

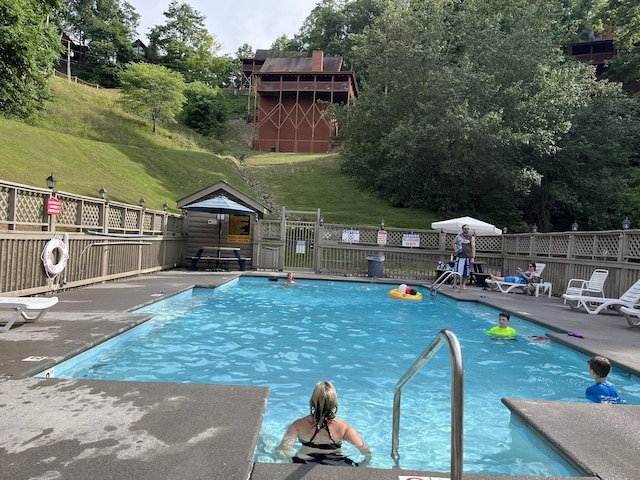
left=586, top=356, right=622, bottom=404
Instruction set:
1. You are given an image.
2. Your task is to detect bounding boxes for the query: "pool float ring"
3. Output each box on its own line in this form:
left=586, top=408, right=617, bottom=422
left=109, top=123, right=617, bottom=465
left=42, top=237, right=69, bottom=275
left=388, top=289, right=423, bottom=301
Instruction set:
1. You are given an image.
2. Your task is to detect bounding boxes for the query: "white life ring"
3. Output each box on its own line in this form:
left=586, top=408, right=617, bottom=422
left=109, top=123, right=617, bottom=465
left=43, top=238, right=69, bottom=275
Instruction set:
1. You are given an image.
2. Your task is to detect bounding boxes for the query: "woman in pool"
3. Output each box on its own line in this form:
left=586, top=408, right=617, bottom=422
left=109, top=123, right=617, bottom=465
left=275, top=381, right=371, bottom=467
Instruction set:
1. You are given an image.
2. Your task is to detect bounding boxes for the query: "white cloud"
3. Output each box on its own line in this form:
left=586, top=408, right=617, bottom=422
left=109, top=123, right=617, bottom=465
left=127, top=0, right=318, bottom=55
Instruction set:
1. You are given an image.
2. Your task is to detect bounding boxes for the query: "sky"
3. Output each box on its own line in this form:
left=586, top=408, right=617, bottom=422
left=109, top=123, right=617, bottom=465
left=126, top=0, right=318, bottom=56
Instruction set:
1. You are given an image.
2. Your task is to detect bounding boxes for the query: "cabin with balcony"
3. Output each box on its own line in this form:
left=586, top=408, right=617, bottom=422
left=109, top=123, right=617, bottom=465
left=244, top=50, right=358, bottom=153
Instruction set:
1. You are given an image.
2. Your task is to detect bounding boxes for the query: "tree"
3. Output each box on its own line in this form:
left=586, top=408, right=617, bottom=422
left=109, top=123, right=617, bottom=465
left=119, top=62, right=186, bottom=133
left=527, top=81, right=640, bottom=231
left=0, top=0, right=62, bottom=119
left=335, top=0, right=640, bottom=230
left=601, top=0, right=640, bottom=86
left=148, top=1, right=223, bottom=86
left=293, top=0, right=389, bottom=66
left=271, top=34, right=300, bottom=52
left=182, top=81, right=226, bottom=138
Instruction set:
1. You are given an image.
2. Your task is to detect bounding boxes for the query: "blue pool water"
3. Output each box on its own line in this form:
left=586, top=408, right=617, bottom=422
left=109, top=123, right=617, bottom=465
left=40, top=277, right=640, bottom=476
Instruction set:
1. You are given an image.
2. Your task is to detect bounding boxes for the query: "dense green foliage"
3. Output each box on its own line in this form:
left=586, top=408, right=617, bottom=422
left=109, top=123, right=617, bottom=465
left=333, top=0, right=640, bottom=232
left=147, top=1, right=231, bottom=87
left=0, top=0, right=62, bottom=118
left=55, top=0, right=140, bottom=87
left=182, top=82, right=227, bottom=138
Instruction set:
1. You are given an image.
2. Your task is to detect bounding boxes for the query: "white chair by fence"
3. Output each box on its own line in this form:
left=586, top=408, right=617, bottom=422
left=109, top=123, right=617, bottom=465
left=562, top=278, right=640, bottom=315
left=563, top=269, right=609, bottom=305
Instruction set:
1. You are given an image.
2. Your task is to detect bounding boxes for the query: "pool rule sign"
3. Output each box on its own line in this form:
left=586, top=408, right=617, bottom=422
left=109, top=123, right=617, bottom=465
left=47, top=197, right=61, bottom=215
left=377, top=229, right=387, bottom=245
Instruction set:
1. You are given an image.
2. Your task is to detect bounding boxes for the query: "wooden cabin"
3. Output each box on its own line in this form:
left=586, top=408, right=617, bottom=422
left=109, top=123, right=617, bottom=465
left=243, top=50, right=358, bottom=153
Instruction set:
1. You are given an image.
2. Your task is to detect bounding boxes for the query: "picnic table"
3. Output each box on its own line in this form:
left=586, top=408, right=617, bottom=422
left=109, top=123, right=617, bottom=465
left=187, top=247, right=251, bottom=271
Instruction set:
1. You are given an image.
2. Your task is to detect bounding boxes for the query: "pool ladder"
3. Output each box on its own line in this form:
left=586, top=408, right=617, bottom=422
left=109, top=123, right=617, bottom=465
left=430, top=270, right=462, bottom=298
left=391, top=329, right=463, bottom=480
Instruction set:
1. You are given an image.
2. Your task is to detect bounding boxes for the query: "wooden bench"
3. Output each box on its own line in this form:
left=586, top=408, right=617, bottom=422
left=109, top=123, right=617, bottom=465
left=187, top=247, right=251, bottom=271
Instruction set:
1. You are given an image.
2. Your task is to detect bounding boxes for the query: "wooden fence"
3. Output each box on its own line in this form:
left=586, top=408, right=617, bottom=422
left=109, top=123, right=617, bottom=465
left=0, top=180, right=187, bottom=296
left=253, top=218, right=640, bottom=299
left=3, top=179, right=640, bottom=299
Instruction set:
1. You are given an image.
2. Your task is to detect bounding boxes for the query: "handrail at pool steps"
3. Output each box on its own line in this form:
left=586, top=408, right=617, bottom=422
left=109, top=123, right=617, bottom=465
left=391, top=329, right=464, bottom=480
left=430, top=270, right=462, bottom=298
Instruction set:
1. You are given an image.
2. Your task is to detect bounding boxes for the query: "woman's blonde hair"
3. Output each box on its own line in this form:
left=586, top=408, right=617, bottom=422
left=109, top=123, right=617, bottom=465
left=309, top=381, right=338, bottom=428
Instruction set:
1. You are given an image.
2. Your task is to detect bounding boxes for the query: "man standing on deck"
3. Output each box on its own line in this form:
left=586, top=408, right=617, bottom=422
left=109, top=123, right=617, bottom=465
left=452, top=224, right=476, bottom=289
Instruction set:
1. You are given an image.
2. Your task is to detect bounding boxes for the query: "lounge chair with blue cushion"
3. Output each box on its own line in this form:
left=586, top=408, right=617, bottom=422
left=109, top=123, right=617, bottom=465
left=562, top=278, right=640, bottom=315
left=0, top=296, right=58, bottom=333
left=485, top=263, right=546, bottom=294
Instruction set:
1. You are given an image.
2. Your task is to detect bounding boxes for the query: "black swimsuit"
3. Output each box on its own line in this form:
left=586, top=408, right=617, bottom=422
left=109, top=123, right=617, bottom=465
left=292, top=421, right=357, bottom=466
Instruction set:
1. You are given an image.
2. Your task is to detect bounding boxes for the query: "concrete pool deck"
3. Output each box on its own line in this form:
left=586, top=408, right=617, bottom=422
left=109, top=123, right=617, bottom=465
left=1, top=270, right=639, bottom=480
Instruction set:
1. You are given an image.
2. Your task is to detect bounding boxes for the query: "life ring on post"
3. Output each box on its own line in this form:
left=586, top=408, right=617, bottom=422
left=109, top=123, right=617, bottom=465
left=43, top=238, right=69, bottom=275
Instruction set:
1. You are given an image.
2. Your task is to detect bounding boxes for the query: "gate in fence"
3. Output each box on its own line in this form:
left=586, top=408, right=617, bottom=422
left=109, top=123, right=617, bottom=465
left=283, top=209, right=321, bottom=272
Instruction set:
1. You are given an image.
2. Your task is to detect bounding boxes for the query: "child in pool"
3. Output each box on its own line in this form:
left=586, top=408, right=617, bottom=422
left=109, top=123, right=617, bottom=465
left=285, top=272, right=296, bottom=285
left=398, top=284, right=418, bottom=296
left=485, top=312, right=517, bottom=338
left=586, top=356, right=622, bottom=404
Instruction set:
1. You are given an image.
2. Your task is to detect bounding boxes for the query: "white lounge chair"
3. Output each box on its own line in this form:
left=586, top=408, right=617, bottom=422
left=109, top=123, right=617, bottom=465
left=562, top=279, right=640, bottom=315
left=620, top=306, right=640, bottom=327
left=563, top=269, right=609, bottom=305
left=0, top=296, right=58, bottom=333
left=485, top=263, right=546, bottom=294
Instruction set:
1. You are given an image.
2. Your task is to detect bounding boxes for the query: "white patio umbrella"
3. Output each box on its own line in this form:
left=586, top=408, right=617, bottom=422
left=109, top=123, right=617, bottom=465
left=431, top=216, right=502, bottom=236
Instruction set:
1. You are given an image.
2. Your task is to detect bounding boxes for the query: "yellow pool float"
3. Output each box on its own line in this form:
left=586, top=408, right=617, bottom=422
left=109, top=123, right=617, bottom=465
left=388, top=289, right=423, bottom=301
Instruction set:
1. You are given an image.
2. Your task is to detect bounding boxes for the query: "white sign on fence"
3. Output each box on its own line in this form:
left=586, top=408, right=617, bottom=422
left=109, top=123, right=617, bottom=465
left=402, top=233, right=420, bottom=247
left=342, top=229, right=360, bottom=243
left=377, top=230, right=387, bottom=245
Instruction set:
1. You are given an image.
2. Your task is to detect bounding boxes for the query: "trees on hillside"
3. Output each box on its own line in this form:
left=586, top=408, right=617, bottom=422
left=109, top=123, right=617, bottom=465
left=0, top=0, right=62, bottom=119
left=119, top=63, right=186, bottom=133
left=334, top=0, right=640, bottom=231
left=182, top=82, right=226, bottom=139
left=55, top=0, right=140, bottom=87
left=287, top=0, right=390, bottom=66
left=147, top=1, right=226, bottom=87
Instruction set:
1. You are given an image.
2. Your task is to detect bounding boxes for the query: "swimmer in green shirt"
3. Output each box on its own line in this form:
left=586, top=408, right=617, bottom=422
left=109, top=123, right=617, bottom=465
left=485, top=312, right=517, bottom=338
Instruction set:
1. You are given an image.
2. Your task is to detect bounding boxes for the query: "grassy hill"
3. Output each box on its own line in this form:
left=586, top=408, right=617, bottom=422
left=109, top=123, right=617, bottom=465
left=0, top=76, right=435, bottom=227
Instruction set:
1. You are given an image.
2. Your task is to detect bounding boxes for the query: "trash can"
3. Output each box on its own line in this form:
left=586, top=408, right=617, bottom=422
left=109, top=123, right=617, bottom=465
left=366, top=255, right=385, bottom=278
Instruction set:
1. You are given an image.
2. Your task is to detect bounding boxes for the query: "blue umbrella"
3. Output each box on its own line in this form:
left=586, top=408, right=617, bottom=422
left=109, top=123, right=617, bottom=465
left=182, top=195, right=256, bottom=216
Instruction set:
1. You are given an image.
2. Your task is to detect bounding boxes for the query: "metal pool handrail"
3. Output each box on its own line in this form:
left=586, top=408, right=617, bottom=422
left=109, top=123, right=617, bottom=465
left=430, top=271, right=462, bottom=298
left=391, top=329, right=464, bottom=480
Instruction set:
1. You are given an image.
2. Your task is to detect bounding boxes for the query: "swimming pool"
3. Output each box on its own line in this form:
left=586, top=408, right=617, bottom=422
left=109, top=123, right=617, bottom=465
left=39, top=277, right=640, bottom=476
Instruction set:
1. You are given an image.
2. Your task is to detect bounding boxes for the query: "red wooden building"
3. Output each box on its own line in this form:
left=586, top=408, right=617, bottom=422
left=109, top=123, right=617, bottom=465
left=243, top=50, right=358, bottom=153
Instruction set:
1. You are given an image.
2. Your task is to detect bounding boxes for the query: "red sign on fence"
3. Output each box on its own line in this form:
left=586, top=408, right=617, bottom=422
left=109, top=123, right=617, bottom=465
left=47, top=198, right=61, bottom=215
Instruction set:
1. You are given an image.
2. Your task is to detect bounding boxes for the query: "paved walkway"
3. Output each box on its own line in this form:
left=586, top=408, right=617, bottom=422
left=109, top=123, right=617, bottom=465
left=1, top=270, right=639, bottom=480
